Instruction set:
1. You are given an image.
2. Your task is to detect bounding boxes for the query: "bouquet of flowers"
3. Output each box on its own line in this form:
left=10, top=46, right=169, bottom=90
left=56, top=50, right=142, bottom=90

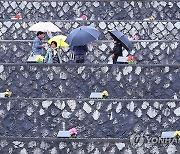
left=15, top=13, right=21, bottom=19
left=81, top=14, right=87, bottom=20
left=127, top=55, right=135, bottom=64
left=102, top=90, right=109, bottom=99
left=36, top=55, right=44, bottom=63
left=69, top=128, right=78, bottom=138
left=143, top=15, right=155, bottom=21
left=149, top=15, right=155, bottom=20
left=131, top=34, right=139, bottom=40
left=5, top=89, right=12, bottom=97
left=174, top=131, right=180, bottom=138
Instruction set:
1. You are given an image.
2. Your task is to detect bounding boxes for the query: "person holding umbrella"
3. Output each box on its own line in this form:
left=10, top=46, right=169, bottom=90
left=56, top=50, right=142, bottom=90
left=110, top=40, right=123, bottom=64
left=29, top=22, right=61, bottom=56
left=45, top=35, right=69, bottom=63
left=44, top=41, right=62, bottom=63
left=66, top=26, right=101, bottom=63
left=72, top=45, right=88, bottom=63
left=109, top=30, right=133, bottom=64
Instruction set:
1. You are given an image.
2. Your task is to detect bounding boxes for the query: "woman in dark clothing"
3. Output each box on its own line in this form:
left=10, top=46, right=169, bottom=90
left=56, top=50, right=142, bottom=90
left=110, top=40, right=123, bottom=64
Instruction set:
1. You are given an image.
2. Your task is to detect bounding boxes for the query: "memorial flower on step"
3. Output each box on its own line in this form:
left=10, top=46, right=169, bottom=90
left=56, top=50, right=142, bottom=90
left=127, top=55, right=135, bottom=64
left=102, top=90, right=109, bottom=99
left=131, top=34, right=139, bottom=40
left=174, top=131, right=180, bottom=138
left=36, top=55, right=44, bottom=63
left=149, top=15, right=155, bottom=20
left=15, top=13, right=21, bottom=19
left=69, top=128, right=78, bottom=138
left=4, top=89, right=12, bottom=97
left=81, top=14, right=87, bottom=20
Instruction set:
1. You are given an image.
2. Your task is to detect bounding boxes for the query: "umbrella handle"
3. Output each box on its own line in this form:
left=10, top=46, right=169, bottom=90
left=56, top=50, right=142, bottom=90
left=60, top=48, right=63, bottom=54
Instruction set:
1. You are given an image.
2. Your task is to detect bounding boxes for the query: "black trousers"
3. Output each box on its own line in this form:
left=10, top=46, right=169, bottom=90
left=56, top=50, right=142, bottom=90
left=113, top=55, right=119, bottom=64
left=75, top=55, right=85, bottom=63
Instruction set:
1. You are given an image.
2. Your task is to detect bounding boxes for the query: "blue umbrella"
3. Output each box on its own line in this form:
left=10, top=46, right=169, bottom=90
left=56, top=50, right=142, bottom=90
left=109, top=30, right=133, bottom=51
left=66, top=26, right=101, bottom=46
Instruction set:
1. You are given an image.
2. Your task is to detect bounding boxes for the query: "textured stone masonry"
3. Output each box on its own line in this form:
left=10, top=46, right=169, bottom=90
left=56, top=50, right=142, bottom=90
left=0, top=64, right=179, bottom=99
left=0, top=98, right=179, bottom=139
left=0, top=0, right=180, bottom=153
left=0, top=20, right=180, bottom=40
left=1, top=0, right=180, bottom=20
left=0, top=137, right=179, bottom=154
left=0, top=40, right=179, bottom=64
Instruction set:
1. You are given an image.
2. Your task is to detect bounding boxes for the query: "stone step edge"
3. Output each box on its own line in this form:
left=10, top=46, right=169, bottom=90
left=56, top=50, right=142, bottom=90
left=1, top=63, right=180, bottom=67
left=0, top=136, right=130, bottom=142
left=1, top=19, right=180, bottom=22
left=0, top=98, right=179, bottom=101
left=3, top=0, right=180, bottom=2
left=0, top=40, right=179, bottom=43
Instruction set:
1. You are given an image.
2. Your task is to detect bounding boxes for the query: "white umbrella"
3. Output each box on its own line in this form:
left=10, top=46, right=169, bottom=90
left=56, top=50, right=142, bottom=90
left=29, top=22, right=61, bottom=32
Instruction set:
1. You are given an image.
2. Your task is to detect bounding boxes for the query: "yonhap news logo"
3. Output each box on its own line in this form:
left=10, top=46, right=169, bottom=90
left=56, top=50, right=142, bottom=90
left=130, top=133, right=180, bottom=147
left=130, top=133, right=144, bottom=147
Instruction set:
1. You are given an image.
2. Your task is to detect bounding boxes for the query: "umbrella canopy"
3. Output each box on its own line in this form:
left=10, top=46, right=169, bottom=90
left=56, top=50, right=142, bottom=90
left=66, top=26, right=101, bottom=46
left=29, top=22, right=61, bottom=32
left=109, top=30, right=133, bottom=51
left=48, top=35, right=69, bottom=47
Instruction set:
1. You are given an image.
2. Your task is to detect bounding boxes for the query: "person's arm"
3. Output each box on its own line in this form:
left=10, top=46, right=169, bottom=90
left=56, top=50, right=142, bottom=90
left=84, top=45, right=88, bottom=52
left=113, top=44, right=122, bottom=55
left=57, top=47, right=62, bottom=54
left=111, top=44, right=116, bottom=55
left=110, top=48, right=114, bottom=54
left=57, top=50, right=63, bottom=63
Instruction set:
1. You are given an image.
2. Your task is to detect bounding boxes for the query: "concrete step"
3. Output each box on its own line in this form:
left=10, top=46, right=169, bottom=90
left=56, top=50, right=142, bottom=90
left=0, top=0, right=180, bottom=20
left=0, top=64, right=179, bottom=99
left=0, top=40, right=179, bottom=64
left=0, top=136, right=179, bottom=154
left=0, top=98, right=179, bottom=139
left=0, top=20, right=179, bottom=40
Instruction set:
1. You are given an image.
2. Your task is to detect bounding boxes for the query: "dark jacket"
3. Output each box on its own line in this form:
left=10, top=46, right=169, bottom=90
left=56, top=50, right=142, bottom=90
left=73, top=45, right=88, bottom=55
left=111, top=43, right=123, bottom=56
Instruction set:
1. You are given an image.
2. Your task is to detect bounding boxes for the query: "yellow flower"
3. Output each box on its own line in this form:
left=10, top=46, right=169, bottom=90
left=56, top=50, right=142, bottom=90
left=149, top=16, right=155, bottom=20
left=174, top=131, right=180, bottom=138
left=102, top=90, right=109, bottom=97
left=36, top=55, right=44, bottom=63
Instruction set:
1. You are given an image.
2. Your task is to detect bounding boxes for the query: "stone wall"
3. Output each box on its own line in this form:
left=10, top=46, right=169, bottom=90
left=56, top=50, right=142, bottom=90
left=1, top=0, right=180, bottom=153
left=0, top=137, right=179, bottom=154
left=0, top=64, right=179, bottom=99
left=0, top=98, right=179, bottom=138
left=0, top=20, right=180, bottom=40
left=1, top=0, right=180, bottom=20
left=0, top=40, right=179, bottom=64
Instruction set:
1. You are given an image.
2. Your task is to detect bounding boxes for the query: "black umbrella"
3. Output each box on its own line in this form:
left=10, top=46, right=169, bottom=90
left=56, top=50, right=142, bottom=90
left=66, top=26, right=101, bottom=46
left=109, top=30, right=133, bottom=51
